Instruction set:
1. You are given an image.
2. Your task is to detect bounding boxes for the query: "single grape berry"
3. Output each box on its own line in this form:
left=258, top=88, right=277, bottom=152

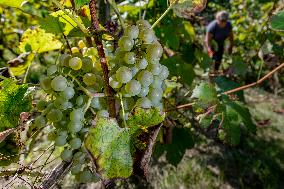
left=151, top=76, right=163, bottom=89
left=147, top=88, right=163, bottom=104
left=36, top=100, right=47, bottom=111
left=59, top=54, right=71, bottom=67
left=61, top=148, right=73, bottom=162
left=70, top=109, right=84, bottom=122
left=148, top=63, right=162, bottom=75
left=146, top=43, right=163, bottom=60
left=61, top=87, right=75, bottom=100
left=97, top=110, right=109, bottom=118
left=124, top=52, right=136, bottom=64
left=81, top=57, right=94, bottom=72
left=83, top=73, right=97, bottom=86
left=118, top=36, right=134, bottom=51
left=91, top=97, right=101, bottom=109
left=78, top=168, right=93, bottom=183
left=78, top=40, right=86, bottom=49
left=47, top=65, right=57, bottom=76
left=109, top=77, right=122, bottom=89
left=159, top=65, right=169, bottom=80
left=40, top=77, right=52, bottom=91
left=116, top=66, right=132, bottom=84
left=138, top=87, right=149, bottom=97
left=55, top=135, right=67, bottom=146
left=76, top=95, right=86, bottom=107
left=125, top=80, right=142, bottom=96
left=54, top=97, right=69, bottom=110
left=70, top=138, right=82, bottom=149
left=136, top=97, right=152, bottom=109
left=46, top=109, right=63, bottom=122
left=139, top=29, right=155, bottom=43
left=69, top=57, right=83, bottom=70
left=137, top=58, right=148, bottom=70
left=137, top=70, right=153, bottom=87
left=136, top=19, right=151, bottom=29
left=71, top=163, right=82, bottom=175
left=71, top=47, right=79, bottom=54
left=51, top=76, right=68, bottom=92
left=34, top=116, right=46, bottom=128
left=124, top=25, right=139, bottom=39
left=68, top=121, right=83, bottom=133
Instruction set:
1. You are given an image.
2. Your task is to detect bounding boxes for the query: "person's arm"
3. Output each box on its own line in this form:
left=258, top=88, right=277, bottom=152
left=205, top=32, right=214, bottom=57
left=228, top=31, right=234, bottom=55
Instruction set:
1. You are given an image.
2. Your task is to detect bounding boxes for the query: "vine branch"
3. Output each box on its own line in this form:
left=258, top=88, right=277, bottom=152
left=89, top=0, right=116, bottom=118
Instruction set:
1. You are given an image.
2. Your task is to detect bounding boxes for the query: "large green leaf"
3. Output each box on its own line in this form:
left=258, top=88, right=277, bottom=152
left=0, top=0, right=27, bottom=8
left=85, top=118, right=133, bottom=180
left=271, top=10, right=284, bottom=31
left=39, top=15, right=65, bottom=34
left=19, top=28, right=62, bottom=53
left=191, top=82, right=218, bottom=105
left=0, top=79, right=32, bottom=132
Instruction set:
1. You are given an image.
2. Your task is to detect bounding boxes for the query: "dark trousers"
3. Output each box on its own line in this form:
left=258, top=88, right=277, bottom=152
left=212, top=44, right=224, bottom=70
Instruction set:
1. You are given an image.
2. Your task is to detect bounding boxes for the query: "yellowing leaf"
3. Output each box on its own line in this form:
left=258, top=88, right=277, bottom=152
left=10, top=53, right=35, bottom=76
left=0, top=0, right=27, bottom=8
left=19, top=28, right=62, bottom=53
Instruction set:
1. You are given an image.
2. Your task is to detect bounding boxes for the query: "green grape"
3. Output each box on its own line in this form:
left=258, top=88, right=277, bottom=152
left=91, top=97, right=101, bottom=109
left=147, top=88, right=163, bottom=104
left=116, top=66, right=132, bottom=83
left=73, top=152, right=85, bottom=164
left=71, top=47, right=80, bottom=54
left=40, top=77, right=52, bottom=91
left=124, top=52, right=136, bottom=64
left=34, top=116, right=46, bottom=128
left=218, top=129, right=226, bottom=140
left=59, top=130, right=68, bottom=137
left=97, top=110, right=109, bottom=118
left=137, top=58, right=148, bottom=70
left=51, top=76, right=68, bottom=92
left=55, top=135, right=67, bottom=146
left=80, top=127, right=89, bottom=134
left=71, top=163, right=82, bottom=175
left=139, top=29, right=155, bottom=43
left=46, top=109, right=63, bottom=122
left=61, top=148, right=73, bottom=162
left=36, top=100, right=47, bottom=111
left=124, top=25, right=139, bottom=39
left=70, top=138, right=82, bottom=149
left=60, top=87, right=75, bottom=100
left=137, top=70, right=153, bottom=87
left=59, top=54, right=72, bottom=67
left=109, top=76, right=122, bottom=89
left=125, top=80, right=141, bottom=96
left=83, top=73, right=97, bottom=86
left=159, top=65, right=169, bottom=80
left=121, top=86, right=131, bottom=97
left=146, top=43, right=163, bottom=60
left=47, top=65, right=57, bottom=76
left=130, top=66, right=139, bottom=76
left=54, top=96, right=69, bottom=110
left=138, top=87, right=149, bottom=97
left=154, top=102, right=164, bottom=110
left=42, top=102, right=54, bottom=116
left=118, top=36, right=134, bottom=51
left=70, top=109, right=84, bottom=122
left=136, top=97, right=152, bottom=109
left=68, top=121, right=83, bottom=133
left=81, top=57, right=94, bottom=72
left=47, top=131, right=56, bottom=141
left=76, top=95, right=86, bottom=107
left=78, top=40, right=86, bottom=49
left=136, top=19, right=151, bottom=29
left=151, top=76, right=163, bottom=89
left=69, top=57, right=83, bottom=70
left=78, top=168, right=93, bottom=183
left=148, top=63, right=162, bottom=75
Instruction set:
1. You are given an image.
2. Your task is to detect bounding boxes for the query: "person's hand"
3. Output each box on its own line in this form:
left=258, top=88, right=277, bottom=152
left=207, top=48, right=214, bottom=58
left=228, top=45, right=233, bottom=55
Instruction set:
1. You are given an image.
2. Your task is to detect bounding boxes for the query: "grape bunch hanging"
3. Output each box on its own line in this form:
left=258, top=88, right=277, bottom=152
left=33, top=19, right=168, bottom=183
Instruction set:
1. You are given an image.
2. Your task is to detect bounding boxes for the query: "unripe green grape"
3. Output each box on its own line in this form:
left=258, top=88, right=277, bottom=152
left=148, top=63, right=161, bottom=75
left=78, top=40, right=86, bottom=49
left=121, top=86, right=131, bottom=97
left=55, top=135, right=67, bottom=146
left=70, top=138, right=82, bottom=149
left=70, top=109, right=84, bottom=122
left=69, top=57, right=83, bottom=70
left=136, top=19, right=151, bottom=29
left=78, top=168, right=93, bottom=183
left=124, top=52, right=136, bottom=64
left=137, top=70, right=153, bottom=87
left=54, top=97, right=69, bottom=110
left=146, top=43, right=163, bottom=60
left=51, top=76, right=68, bottom=91
left=109, top=76, right=122, bottom=89
left=124, top=25, right=139, bottom=39
left=40, top=77, right=52, bottom=91
left=36, top=100, right=47, bottom=111
left=71, top=163, right=82, bottom=175
left=81, top=57, right=94, bottom=72
left=147, top=88, right=163, bottom=104
left=47, top=65, right=57, bottom=76
left=71, top=47, right=80, bottom=54
left=47, top=131, right=56, bottom=141
left=116, top=66, right=132, bottom=83
left=59, top=54, right=71, bottom=67
left=151, top=76, right=163, bottom=89
left=125, top=80, right=141, bottom=96
left=154, top=102, right=164, bottom=110
left=42, top=102, right=54, bottom=116
left=118, top=36, right=134, bottom=51
left=60, top=87, right=75, bottom=100
left=76, top=95, right=86, bottom=107
left=47, top=109, right=63, bottom=122
left=139, top=29, right=155, bottom=43
left=68, top=121, right=83, bottom=133
left=73, top=152, right=85, bottom=164
left=130, top=66, right=139, bottom=77
left=218, top=129, right=226, bottom=140
left=34, top=116, right=46, bottom=128
left=97, top=110, right=109, bottom=118
left=61, top=148, right=73, bottom=162
left=59, top=130, right=68, bottom=137
left=138, top=87, right=149, bottom=97
left=136, top=97, right=152, bottom=109
left=91, top=97, right=101, bottom=109
left=137, top=58, right=148, bottom=70
left=83, top=73, right=97, bottom=86
left=159, top=65, right=169, bottom=80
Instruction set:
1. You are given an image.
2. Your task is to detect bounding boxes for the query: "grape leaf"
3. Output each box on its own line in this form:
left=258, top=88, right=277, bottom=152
left=85, top=118, right=133, bottom=180
left=39, top=15, right=65, bottom=34
left=0, top=0, right=27, bottom=8
left=10, top=53, right=35, bottom=76
left=0, top=79, right=32, bottom=132
left=271, top=10, right=284, bottom=31
left=19, top=28, right=62, bottom=53
left=191, top=82, right=218, bottom=105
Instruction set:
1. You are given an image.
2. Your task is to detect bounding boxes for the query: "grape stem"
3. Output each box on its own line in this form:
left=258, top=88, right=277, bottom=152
left=106, top=0, right=125, bottom=30
left=150, top=0, right=179, bottom=29
left=119, top=93, right=128, bottom=127
left=84, top=97, right=93, bottom=114
left=89, top=0, right=116, bottom=118
left=67, top=73, right=92, bottom=97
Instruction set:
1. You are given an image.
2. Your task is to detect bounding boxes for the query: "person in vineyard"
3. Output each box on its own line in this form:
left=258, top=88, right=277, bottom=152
left=205, top=11, right=234, bottom=72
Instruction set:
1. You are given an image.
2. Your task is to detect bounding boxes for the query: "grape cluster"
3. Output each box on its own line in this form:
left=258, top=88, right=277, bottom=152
left=109, top=20, right=169, bottom=118
left=35, top=40, right=102, bottom=183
